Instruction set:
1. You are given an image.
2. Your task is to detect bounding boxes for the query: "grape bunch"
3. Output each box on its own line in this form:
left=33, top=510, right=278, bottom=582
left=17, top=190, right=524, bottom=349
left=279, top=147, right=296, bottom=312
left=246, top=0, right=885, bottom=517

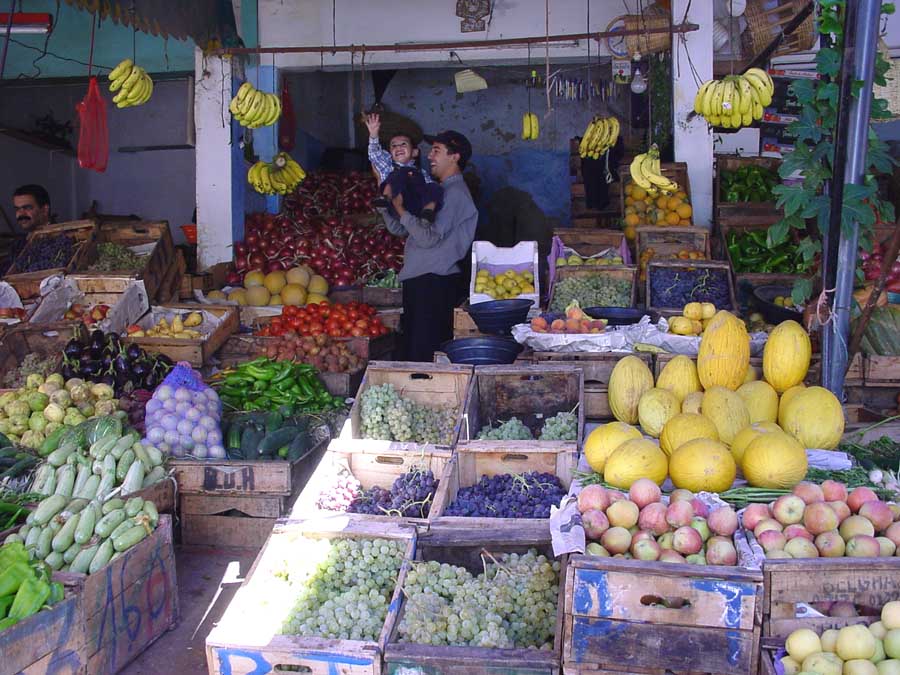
left=281, top=537, right=406, bottom=640
left=649, top=266, right=732, bottom=310
left=15, top=234, right=76, bottom=273
left=477, top=417, right=534, bottom=441
left=348, top=468, right=438, bottom=518
left=398, top=549, right=560, bottom=649
left=360, top=384, right=456, bottom=445
left=445, top=472, right=566, bottom=518
left=550, top=275, right=632, bottom=311
left=316, top=467, right=361, bottom=511
left=539, top=412, right=578, bottom=441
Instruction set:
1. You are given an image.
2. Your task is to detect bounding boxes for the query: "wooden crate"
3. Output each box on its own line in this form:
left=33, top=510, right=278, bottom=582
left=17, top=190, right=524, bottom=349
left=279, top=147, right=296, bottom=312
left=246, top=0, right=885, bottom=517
left=563, top=556, right=763, bottom=675
left=549, top=266, right=638, bottom=312
left=206, top=521, right=416, bottom=675
left=619, top=163, right=693, bottom=227
left=0, top=322, right=77, bottom=375
left=3, top=220, right=98, bottom=299
left=290, top=443, right=452, bottom=526
left=174, top=436, right=327, bottom=548
left=635, top=226, right=710, bottom=262
left=863, top=354, right=900, bottom=386
left=68, top=221, right=176, bottom=304
left=714, top=155, right=782, bottom=229
left=131, top=476, right=176, bottom=513
left=719, top=221, right=807, bottom=288
left=329, top=284, right=364, bottom=304
left=646, top=260, right=738, bottom=316
left=57, top=515, right=178, bottom=674
left=239, top=317, right=398, bottom=360
left=363, top=286, right=402, bottom=307
left=0, top=578, right=86, bottom=675
left=123, top=303, right=239, bottom=367
left=378, top=307, right=403, bottom=333
left=554, top=228, right=627, bottom=257
left=453, top=306, right=489, bottom=338
left=430, top=445, right=577, bottom=534
left=334, top=361, right=473, bottom=454
left=383, top=529, right=563, bottom=675
left=460, top=364, right=584, bottom=448
left=761, top=555, right=900, bottom=640
left=532, top=352, right=652, bottom=421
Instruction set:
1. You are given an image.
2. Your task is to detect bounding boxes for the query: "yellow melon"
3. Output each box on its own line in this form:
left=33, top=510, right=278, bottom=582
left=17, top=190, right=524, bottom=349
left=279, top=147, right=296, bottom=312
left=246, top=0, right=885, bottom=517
left=781, top=386, right=844, bottom=450
left=763, top=320, right=812, bottom=393
left=608, top=356, right=654, bottom=425
left=244, top=270, right=265, bottom=288
left=263, top=271, right=287, bottom=294
left=668, top=438, right=737, bottom=493
left=245, top=286, right=271, bottom=306
left=701, top=386, right=751, bottom=446
left=697, top=311, right=750, bottom=390
left=742, top=431, right=808, bottom=488
left=737, top=380, right=779, bottom=424
left=308, top=275, right=329, bottom=296
left=730, top=422, right=782, bottom=465
left=227, top=288, right=247, bottom=306
left=681, top=391, right=704, bottom=415
left=659, top=413, right=719, bottom=456
left=286, top=266, right=311, bottom=288
left=207, top=290, right=226, bottom=301
left=584, top=422, right=643, bottom=473
left=743, top=366, right=758, bottom=383
left=656, top=355, right=702, bottom=403
left=637, top=388, right=681, bottom=438
left=778, top=384, right=807, bottom=427
left=306, top=293, right=329, bottom=305
left=603, top=438, right=668, bottom=488
left=281, top=284, right=308, bottom=306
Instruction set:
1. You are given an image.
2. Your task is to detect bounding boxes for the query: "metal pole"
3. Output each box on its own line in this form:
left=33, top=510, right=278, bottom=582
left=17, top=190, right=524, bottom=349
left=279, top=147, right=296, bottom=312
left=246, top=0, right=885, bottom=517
left=821, top=0, right=859, bottom=388
left=825, top=0, right=882, bottom=398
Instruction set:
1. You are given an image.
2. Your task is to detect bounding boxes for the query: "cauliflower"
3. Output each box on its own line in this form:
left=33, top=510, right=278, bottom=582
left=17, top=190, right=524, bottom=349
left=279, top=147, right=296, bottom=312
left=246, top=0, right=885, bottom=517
left=46, top=373, right=65, bottom=388
left=24, top=391, right=49, bottom=413
left=25, top=373, right=44, bottom=389
left=28, top=412, right=47, bottom=433
left=65, top=378, right=85, bottom=393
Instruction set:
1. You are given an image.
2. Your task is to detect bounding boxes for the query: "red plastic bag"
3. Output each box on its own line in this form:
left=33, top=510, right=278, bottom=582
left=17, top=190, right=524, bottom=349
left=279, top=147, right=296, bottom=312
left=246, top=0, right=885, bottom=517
left=76, top=76, right=109, bottom=172
left=278, top=79, right=296, bottom=152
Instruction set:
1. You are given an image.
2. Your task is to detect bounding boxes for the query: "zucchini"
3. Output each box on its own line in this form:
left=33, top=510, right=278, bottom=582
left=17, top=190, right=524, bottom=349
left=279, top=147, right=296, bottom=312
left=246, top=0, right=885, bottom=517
left=113, top=525, right=148, bottom=552
left=144, top=444, right=163, bottom=468
left=89, top=539, right=114, bottom=574
left=75, top=474, right=101, bottom=500
left=48, top=518, right=63, bottom=534
left=124, top=497, right=145, bottom=517
left=240, top=426, right=264, bottom=456
left=75, top=504, right=97, bottom=545
left=4, top=533, right=22, bottom=545
left=30, top=464, right=51, bottom=494
left=25, top=525, right=41, bottom=550
left=33, top=494, right=68, bottom=526
left=143, top=501, right=159, bottom=528
left=70, top=543, right=99, bottom=574
left=116, top=449, right=135, bottom=483
left=120, top=459, right=145, bottom=495
left=109, top=517, right=138, bottom=541
left=91, top=459, right=104, bottom=476
left=132, top=443, right=151, bottom=466
left=35, top=526, right=53, bottom=559
left=46, top=445, right=76, bottom=467
left=72, top=464, right=92, bottom=497
left=52, top=512, right=80, bottom=552
left=54, top=465, right=76, bottom=498
left=63, top=540, right=83, bottom=564
left=18, top=524, right=30, bottom=539
left=264, top=410, right=284, bottom=433
left=45, top=551, right=64, bottom=570
left=110, top=432, right=138, bottom=459
left=142, top=466, right=166, bottom=488
left=102, top=498, right=124, bottom=514
left=95, top=472, right=115, bottom=501
left=94, top=509, right=126, bottom=538
left=60, top=499, right=88, bottom=517
left=102, top=453, right=117, bottom=477
left=226, top=422, right=243, bottom=451
left=89, top=433, right=118, bottom=459
left=257, top=426, right=301, bottom=457
left=42, top=466, right=57, bottom=496
left=0, top=456, right=38, bottom=481
left=286, top=429, right=312, bottom=462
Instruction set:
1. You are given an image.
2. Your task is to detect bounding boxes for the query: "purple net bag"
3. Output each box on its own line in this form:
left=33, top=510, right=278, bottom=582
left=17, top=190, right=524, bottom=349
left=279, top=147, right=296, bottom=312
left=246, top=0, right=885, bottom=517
left=161, top=362, right=207, bottom=391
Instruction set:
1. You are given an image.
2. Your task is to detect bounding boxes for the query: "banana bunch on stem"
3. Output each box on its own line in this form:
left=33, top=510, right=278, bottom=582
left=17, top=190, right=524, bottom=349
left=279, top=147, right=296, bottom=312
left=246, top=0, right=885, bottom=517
left=108, top=59, right=154, bottom=108
left=578, top=116, right=619, bottom=159
left=629, top=144, right=679, bottom=197
left=693, top=68, right=774, bottom=129
left=521, top=112, right=539, bottom=140
left=248, top=152, right=307, bottom=196
left=230, top=82, right=282, bottom=128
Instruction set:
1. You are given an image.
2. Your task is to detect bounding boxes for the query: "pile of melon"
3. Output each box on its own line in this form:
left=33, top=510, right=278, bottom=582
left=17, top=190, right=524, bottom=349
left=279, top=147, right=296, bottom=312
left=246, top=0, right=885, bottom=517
left=586, top=312, right=842, bottom=492
left=208, top=266, right=330, bottom=307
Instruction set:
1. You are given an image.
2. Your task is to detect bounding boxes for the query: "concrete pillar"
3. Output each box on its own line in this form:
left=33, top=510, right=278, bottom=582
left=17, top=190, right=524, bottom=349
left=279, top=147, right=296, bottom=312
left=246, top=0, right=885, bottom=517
left=671, top=0, right=714, bottom=228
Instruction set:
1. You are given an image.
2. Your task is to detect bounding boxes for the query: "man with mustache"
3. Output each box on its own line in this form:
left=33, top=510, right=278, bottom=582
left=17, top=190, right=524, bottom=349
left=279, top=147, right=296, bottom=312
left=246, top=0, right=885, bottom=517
left=12, top=184, right=51, bottom=232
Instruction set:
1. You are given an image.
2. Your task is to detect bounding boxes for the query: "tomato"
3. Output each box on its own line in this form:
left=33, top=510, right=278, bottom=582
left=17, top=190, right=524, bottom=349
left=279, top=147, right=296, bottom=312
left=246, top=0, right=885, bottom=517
left=355, top=319, right=370, bottom=330
left=328, top=326, right=343, bottom=337
left=350, top=326, right=364, bottom=336
left=309, top=321, right=324, bottom=334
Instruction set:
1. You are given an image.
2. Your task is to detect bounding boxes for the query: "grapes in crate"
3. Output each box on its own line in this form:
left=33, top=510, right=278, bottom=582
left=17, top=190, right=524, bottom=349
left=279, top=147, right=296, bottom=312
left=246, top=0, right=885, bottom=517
left=550, top=275, right=632, bottom=311
left=540, top=411, right=577, bottom=441
left=477, top=417, right=533, bottom=440
left=360, top=383, right=456, bottom=445
left=398, top=548, right=560, bottom=648
left=347, top=468, right=438, bottom=518
left=649, top=266, right=732, bottom=310
left=14, top=234, right=77, bottom=273
left=445, top=472, right=566, bottom=518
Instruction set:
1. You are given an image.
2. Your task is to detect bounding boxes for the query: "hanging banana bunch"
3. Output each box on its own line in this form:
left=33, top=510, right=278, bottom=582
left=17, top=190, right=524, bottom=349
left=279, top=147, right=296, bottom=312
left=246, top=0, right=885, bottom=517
left=578, top=115, right=620, bottom=159
left=108, top=59, right=154, bottom=108
left=693, top=68, right=775, bottom=129
left=521, top=112, right=539, bottom=140
left=628, top=144, right=679, bottom=198
left=248, top=152, right=307, bottom=196
left=230, top=82, right=282, bottom=129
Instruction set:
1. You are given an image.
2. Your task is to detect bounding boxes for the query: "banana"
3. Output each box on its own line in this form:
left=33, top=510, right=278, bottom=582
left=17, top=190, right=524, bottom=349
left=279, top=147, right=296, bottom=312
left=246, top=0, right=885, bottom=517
left=743, top=71, right=772, bottom=107
left=709, top=81, right=725, bottom=117
left=236, top=82, right=254, bottom=102
left=629, top=154, right=652, bottom=190
left=109, top=65, right=133, bottom=92
left=521, top=113, right=532, bottom=140
left=267, top=93, right=282, bottom=125
left=720, top=79, right=736, bottom=118
left=269, top=168, right=288, bottom=194
left=735, top=77, right=753, bottom=115
left=694, top=80, right=714, bottom=114
left=745, top=67, right=774, bottom=94
left=731, top=105, right=743, bottom=129
left=701, top=80, right=720, bottom=117
left=108, top=59, right=133, bottom=81
left=751, top=99, right=763, bottom=121
left=112, top=88, right=129, bottom=105
left=258, top=165, right=273, bottom=194
left=707, top=114, right=722, bottom=127
left=120, top=65, right=143, bottom=95
left=578, top=119, right=595, bottom=157
left=529, top=113, right=539, bottom=140
left=125, top=76, right=149, bottom=104
left=250, top=95, right=272, bottom=128
left=592, top=119, right=608, bottom=156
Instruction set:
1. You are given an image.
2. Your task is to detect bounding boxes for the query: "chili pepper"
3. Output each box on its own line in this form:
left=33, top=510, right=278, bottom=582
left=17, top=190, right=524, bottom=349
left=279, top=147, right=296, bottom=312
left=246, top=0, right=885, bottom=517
left=225, top=374, right=251, bottom=387
left=244, top=365, right=277, bottom=381
left=8, top=575, right=50, bottom=621
left=271, top=363, right=294, bottom=384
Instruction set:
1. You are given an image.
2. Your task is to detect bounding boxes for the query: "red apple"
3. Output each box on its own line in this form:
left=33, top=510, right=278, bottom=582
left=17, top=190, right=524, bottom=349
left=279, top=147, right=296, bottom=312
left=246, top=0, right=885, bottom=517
left=772, top=495, right=807, bottom=526
left=859, top=500, right=894, bottom=533
left=845, top=534, right=881, bottom=558
left=666, top=501, right=694, bottom=529
left=690, top=497, right=710, bottom=519
left=582, top=509, right=610, bottom=540
left=848, top=486, right=880, bottom=513
left=803, top=502, right=839, bottom=535
left=632, top=538, right=661, bottom=561
left=877, top=536, right=897, bottom=557
left=884, top=522, right=900, bottom=548
left=629, top=478, right=661, bottom=509
left=578, top=485, right=609, bottom=514
left=607, top=500, right=639, bottom=529
left=673, top=526, right=703, bottom=555
left=638, top=503, right=670, bottom=536
left=754, top=518, right=784, bottom=539
left=827, top=500, right=851, bottom=524
left=743, top=503, right=772, bottom=531
left=706, top=536, right=737, bottom=565
left=822, top=479, right=849, bottom=502
left=840, top=515, right=876, bottom=539
left=784, top=537, right=819, bottom=558
left=783, top=524, right=814, bottom=541
left=659, top=550, right=686, bottom=564
left=889, top=503, right=900, bottom=522
left=601, top=527, right=632, bottom=555
left=758, top=529, right=787, bottom=552
left=707, top=506, right=738, bottom=537
left=657, top=532, right=675, bottom=550
left=631, top=530, right=654, bottom=547
left=793, top=481, right=826, bottom=504
left=669, top=488, right=694, bottom=503
left=814, top=530, right=846, bottom=557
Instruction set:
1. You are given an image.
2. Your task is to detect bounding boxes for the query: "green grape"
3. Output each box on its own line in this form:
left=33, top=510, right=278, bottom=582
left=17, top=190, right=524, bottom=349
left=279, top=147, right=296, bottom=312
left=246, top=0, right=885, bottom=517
left=361, top=383, right=456, bottom=444
left=539, top=412, right=578, bottom=441
left=550, top=276, right=632, bottom=311
left=477, top=417, right=534, bottom=441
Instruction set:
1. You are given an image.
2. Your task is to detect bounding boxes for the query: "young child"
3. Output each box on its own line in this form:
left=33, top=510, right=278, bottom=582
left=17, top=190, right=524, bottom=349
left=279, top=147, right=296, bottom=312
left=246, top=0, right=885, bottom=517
left=366, top=113, right=444, bottom=223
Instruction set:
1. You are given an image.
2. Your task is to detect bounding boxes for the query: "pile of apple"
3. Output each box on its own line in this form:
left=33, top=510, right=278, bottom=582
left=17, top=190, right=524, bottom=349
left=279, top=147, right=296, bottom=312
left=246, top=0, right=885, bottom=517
left=747, top=480, right=900, bottom=559
left=530, top=301, right=607, bottom=335
left=0, top=307, right=27, bottom=321
left=577, top=478, right=742, bottom=565
left=64, top=303, right=110, bottom=325
left=781, top=602, right=900, bottom=675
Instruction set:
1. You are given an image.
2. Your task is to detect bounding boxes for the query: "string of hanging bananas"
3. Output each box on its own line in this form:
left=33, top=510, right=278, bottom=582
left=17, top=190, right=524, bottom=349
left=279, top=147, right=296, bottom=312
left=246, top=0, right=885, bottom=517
left=629, top=144, right=679, bottom=196
left=248, top=152, right=306, bottom=196
left=230, top=82, right=282, bottom=128
left=578, top=116, right=620, bottom=159
left=521, top=112, right=539, bottom=140
left=693, top=68, right=775, bottom=129
left=108, top=59, right=154, bottom=108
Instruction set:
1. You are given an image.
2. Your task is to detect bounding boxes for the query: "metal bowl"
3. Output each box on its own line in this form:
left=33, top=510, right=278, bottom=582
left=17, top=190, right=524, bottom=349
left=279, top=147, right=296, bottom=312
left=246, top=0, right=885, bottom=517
left=583, top=307, right=658, bottom=326
left=464, top=298, right=533, bottom=335
left=441, top=336, right=524, bottom=365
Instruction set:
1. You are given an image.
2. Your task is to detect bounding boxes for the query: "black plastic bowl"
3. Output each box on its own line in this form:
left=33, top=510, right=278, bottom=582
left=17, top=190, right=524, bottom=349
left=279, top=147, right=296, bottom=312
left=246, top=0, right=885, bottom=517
left=584, top=307, right=659, bottom=326
left=464, top=298, right=533, bottom=335
left=752, top=284, right=803, bottom=324
left=442, top=337, right=523, bottom=365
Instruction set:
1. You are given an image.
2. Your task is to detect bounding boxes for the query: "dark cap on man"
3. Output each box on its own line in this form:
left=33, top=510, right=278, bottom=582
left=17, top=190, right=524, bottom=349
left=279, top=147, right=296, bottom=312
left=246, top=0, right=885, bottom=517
left=424, top=130, right=472, bottom=168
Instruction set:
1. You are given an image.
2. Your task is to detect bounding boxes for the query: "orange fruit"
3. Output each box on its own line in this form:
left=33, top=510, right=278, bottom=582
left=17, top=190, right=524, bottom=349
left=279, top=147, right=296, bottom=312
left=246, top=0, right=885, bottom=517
left=625, top=196, right=635, bottom=206
left=656, top=196, right=669, bottom=209
left=675, top=191, right=688, bottom=201
left=676, top=203, right=693, bottom=219
left=633, top=200, right=647, bottom=212
left=625, top=206, right=636, bottom=215
left=625, top=213, right=640, bottom=227
left=666, top=211, right=681, bottom=226
left=632, top=186, right=647, bottom=200
left=624, top=183, right=634, bottom=196
left=666, top=196, right=683, bottom=211
left=624, top=225, right=637, bottom=240
left=678, top=218, right=692, bottom=226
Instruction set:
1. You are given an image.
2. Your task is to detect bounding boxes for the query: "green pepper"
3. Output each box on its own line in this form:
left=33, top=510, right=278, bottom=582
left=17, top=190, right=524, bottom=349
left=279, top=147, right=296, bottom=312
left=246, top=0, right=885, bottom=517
left=0, top=542, right=28, bottom=569
left=8, top=575, right=50, bottom=621
left=0, top=616, right=17, bottom=630
left=47, top=581, right=64, bottom=605
left=245, top=364, right=277, bottom=381
left=0, top=562, right=31, bottom=598
left=0, top=594, right=13, bottom=619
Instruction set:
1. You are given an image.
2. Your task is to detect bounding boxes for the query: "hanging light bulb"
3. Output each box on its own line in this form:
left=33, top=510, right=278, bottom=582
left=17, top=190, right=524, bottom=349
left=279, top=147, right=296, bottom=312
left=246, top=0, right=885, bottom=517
left=631, top=67, right=647, bottom=94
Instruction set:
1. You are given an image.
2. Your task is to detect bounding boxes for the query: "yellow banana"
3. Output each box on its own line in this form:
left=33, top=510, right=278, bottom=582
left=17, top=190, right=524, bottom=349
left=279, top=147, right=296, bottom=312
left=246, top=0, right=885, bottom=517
left=720, top=80, right=736, bottom=118
left=236, top=82, right=254, bottom=102
left=521, top=113, right=532, bottom=140
left=120, top=65, right=143, bottom=95
left=736, top=77, right=753, bottom=115
left=629, top=154, right=652, bottom=190
left=701, top=80, right=720, bottom=117
left=108, top=59, right=133, bottom=81
left=751, top=99, right=763, bottom=121
left=578, top=119, right=595, bottom=157
left=743, top=71, right=772, bottom=107
left=745, top=67, right=774, bottom=95
left=529, top=113, right=539, bottom=140
left=125, top=76, right=149, bottom=104
left=694, top=80, right=714, bottom=114
left=741, top=109, right=753, bottom=127
left=109, top=65, right=133, bottom=92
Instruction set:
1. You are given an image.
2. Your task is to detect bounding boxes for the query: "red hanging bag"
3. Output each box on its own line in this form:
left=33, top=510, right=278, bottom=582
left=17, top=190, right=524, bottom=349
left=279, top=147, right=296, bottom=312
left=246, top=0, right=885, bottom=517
left=76, top=76, right=109, bottom=173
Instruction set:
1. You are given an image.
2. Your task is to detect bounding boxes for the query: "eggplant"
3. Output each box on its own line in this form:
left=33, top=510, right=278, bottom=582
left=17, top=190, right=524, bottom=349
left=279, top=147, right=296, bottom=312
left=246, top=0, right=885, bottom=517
left=131, top=360, right=150, bottom=380
left=125, top=343, right=143, bottom=361
left=64, top=339, right=83, bottom=359
left=113, top=355, right=131, bottom=375
left=157, top=354, right=174, bottom=367
left=60, top=363, right=77, bottom=380
left=105, top=333, right=121, bottom=349
left=80, top=360, right=101, bottom=378
left=90, top=330, right=105, bottom=348
left=100, top=353, right=113, bottom=371
left=89, top=343, right=104, bottom=361
left=144, top=371, right=159, bottom=390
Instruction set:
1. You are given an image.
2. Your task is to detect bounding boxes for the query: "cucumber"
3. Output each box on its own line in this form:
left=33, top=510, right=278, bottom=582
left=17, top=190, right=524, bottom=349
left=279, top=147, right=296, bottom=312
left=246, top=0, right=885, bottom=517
left=35, top=526, right=53, bottom=559
left=52, top=512, right=80, bottom=552
left=264, top=410, right=284, bottom=433
left=63, top=540, right=83, bottom=564
left=66, top=452, right=79, bottom=465
left=60, top=499, right=88, bottom=518
left=116, top=449, right=135, bottom=483
left=89, top=433, right=119, bottom=459
left=25, top=525, right=41, bottom=550
left=46, top=445, right=75, bottom=467
left=30, top=464, right=52, bottom=494
left=33, top=494, right=68, bottom=526
left=39, top=426, right=68, bottom=457
left=144, top=444, right=163, bottom=468
left=142, top=466, right=166, bottom=488
left=110, top=432, right=138, bottom=460
left=102, top=454, right=117, bottom=478
left=143, top=501, right=159, bottom=528
left=109, top=517, right=138, bottom=541
left=240, top=426, right=264, bottom=456
left=257, top=427, right=301, bottom=457
left=72, top=464, right=92, bottom=498
left=132, top=443, right=151, bottom=466
left=70, top=543, right=99, bottom=574
left=54, top=465, right=76, bottom=498
left=75, top=504, right=97, bottom=545
left=287, top=429, right=312, bottom=462
left=91, top=459, right=104, bottom=476
left=120, top=459, right=145, bottom=495
left=45, top=551, right=64, bottom=570
left=75, top=474, right=101, bottom=500
left=89, top=539, right=114, bottom=574
left=124, top=497, right=145, bottom=517
left=113, top=525, right=148, bottom=552
left=42, top=465, right=57, bottom=496
left=95, top=472, right=115, bottom=501
left=48, top=518, right=63, bottom=534
left=102, top=498, right=124, bottom=514
left=18, top=524, right=31, bottom=539
left=94, top=509, right=127, bottom=539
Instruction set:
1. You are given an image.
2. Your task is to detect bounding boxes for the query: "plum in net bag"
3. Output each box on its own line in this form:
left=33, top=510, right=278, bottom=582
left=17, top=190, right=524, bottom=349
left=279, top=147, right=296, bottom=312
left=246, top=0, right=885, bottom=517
left=140, top=362, right=225, bottom=459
